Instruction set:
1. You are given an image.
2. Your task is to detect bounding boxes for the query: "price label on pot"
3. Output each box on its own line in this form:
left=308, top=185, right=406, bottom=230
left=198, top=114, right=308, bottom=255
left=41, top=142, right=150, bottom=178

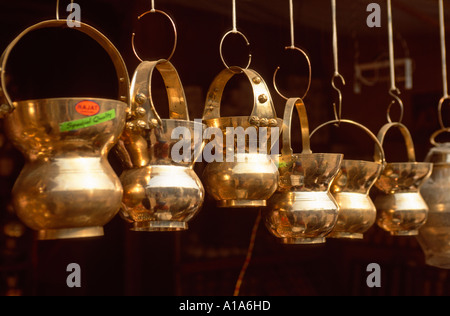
left=75, top=100, right=100, bottom=116
left=59, top=109, right=116, bottom=132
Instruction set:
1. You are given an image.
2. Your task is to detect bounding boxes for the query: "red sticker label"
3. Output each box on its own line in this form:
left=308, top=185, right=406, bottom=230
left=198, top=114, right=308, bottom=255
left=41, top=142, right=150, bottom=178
left=75, top=100, right=100, bottom=116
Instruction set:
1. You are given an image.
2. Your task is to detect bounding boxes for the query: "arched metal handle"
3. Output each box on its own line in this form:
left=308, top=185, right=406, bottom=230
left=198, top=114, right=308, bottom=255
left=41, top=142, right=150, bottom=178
left=130, top=59, right=189, bottom=129
left=375, top=122, right=416, bottom=163
left=310, top=119, right=386, bottom=165
left=202, top=67, right=278, bottom=127
left=281, top=98, right=312, bottom=156
left=0, top=19, right=130, bottom=114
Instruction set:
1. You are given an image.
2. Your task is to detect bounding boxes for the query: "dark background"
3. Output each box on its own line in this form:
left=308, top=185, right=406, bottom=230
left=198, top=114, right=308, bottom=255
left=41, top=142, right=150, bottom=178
left=0, top=0, right=449, bottom=296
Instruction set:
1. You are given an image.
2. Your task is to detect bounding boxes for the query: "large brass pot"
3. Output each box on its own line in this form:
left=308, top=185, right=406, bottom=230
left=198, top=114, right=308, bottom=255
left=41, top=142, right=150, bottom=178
left=265, top=98, right=343, bottom=244
left=417, top=129, right=450, bottom=269
left=116, top=60, right=205, bottom=231
left=373, top=123, right=433, bottom=236
left=0, top=20, right=130, bottom=240
left=202, top=67, right=282, bottom=208
left=310, top=120, right=385, bottom=240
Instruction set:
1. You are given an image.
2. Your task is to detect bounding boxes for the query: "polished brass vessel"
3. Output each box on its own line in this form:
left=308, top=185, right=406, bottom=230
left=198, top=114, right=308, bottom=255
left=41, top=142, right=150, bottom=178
left=117, top=60, right=206, bottom=231
left=202, top=67, right=282, bottom=208
left=265, top=98, right=343, bottom=244
left=311, top=120, right=385, bottom=240
left=0, top=20, right=130, bottom=240
left=417, top=129, right=450, bottom=269
left=373, top=123, right=433, bottom=236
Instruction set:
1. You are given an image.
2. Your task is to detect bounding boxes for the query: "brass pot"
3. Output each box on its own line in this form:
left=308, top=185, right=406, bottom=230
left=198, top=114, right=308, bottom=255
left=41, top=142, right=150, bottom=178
left=0, top=20, right=130, bottom=240
left=202, top=67, right=282, bottom=208
left=265, top=98, right=343, bottom=244
left=373, top=123, right=433, bottom=236
left=417, top=129, right=450, bottom=269
left=116, top=60, right=205, bottom=231
left=311, top=120, right=385, bottom=240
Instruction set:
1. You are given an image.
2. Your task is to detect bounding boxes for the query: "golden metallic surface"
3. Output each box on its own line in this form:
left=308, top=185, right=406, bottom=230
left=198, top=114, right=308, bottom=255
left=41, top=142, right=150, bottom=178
left=328, top=160, right=382, bottom=239
left=121, top=165, right=204, bottom=232
left=202, top=67, right=281, bottom=208
left=0, top=18, right=131, bottom=240
left=117, top=60, right=206, bottom=231
left=374, top=122, right=433, bottom=237
left=418, top=139, right=450, bottom=269
left=265, top=98, right=343, bottom=244
left=5, top=98, right=127, bottom=240
left=310, top=119, right=385, bottom=240
left=202, top=153, right=279, bottom=207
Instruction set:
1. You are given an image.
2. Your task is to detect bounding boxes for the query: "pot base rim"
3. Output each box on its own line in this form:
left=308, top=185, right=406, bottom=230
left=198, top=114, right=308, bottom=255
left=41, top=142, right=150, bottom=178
left=131, top=221, right=188, bottom=232
left=38, top=226, right=104, bottom=240
left=217, top=200, right=266, bottom=208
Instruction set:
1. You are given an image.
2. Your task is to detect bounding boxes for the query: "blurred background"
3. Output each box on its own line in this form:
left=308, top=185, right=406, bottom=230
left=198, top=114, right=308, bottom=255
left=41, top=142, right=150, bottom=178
left=0, top=0, right=449, bottom=296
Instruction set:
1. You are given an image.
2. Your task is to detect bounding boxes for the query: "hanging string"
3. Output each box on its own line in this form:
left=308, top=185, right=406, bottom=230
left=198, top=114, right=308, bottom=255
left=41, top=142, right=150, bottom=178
left=233, top=210, right=262, bottom=297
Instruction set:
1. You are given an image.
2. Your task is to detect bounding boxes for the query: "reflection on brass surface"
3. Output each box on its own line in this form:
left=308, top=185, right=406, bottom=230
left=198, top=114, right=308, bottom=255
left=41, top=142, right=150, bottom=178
left=418, top=140, right=450, bottom=269
left=375, top=162, right=432, bottom=236
left=117, top=60, right=206, bottom=231
left=202, top=67, right=282, bottom=208
left=5, top=98, right=127, bottom=240
left=264, top=98, right=342, bottom=244
left=328, top=160, right=382, bottom=239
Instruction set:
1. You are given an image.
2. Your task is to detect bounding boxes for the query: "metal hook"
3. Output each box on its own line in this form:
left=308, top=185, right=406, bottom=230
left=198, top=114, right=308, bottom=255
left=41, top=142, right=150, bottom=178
left=332, top=73, right=345, bottom=124
left=56, top=0, right=74, bottom=20
left=387, top=88, right=404, bottom=123
left=131, top=9, right=178, bottom=62
left=273, top=46, right=312, bottom=101
left=218, top=0, right=252, bottom=71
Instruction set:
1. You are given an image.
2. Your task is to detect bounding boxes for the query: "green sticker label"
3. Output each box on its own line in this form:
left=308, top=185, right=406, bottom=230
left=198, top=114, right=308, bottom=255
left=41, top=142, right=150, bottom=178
left=60, top=109, right=116, bottom=132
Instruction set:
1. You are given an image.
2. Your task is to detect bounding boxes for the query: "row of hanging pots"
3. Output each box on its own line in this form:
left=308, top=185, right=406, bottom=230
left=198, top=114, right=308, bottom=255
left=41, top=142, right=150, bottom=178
left=1, top=11, right=450, bottom=271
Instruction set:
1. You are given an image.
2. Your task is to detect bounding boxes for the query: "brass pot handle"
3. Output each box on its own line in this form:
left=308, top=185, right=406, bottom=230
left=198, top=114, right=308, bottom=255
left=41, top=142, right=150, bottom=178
left=130, top=59, right=189, bottom=129
left=281, top=98, right=312, bottom=156
left=202, top=67, right=278, bottom=127
left=430, top=127, right=450, bottom=147
left=375, top=122, right=416, bottom=163
left=310, top=119, right=386, bottom=165
left=0, top=19, right=130, bottom=115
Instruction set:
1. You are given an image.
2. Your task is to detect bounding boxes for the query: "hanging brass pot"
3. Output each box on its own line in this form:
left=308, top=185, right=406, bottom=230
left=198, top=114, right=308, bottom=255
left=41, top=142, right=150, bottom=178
left=310, top=120, right=385, bottom=240
left=201, top=67, right=282, bottom=208
left=265, top=98, right=343, bottom=244
left=116, top=60, right=206, bottom=231
left=417, top=128, right=450, bottom=269
left=373, top=122, right=433, bottom=236
left=0, top=20, right=130, bottom=240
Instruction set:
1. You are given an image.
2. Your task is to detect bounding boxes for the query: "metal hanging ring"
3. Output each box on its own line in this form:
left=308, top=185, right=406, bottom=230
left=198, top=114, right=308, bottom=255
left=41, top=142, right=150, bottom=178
left=438, top=96, right=450, bottom=129
left=219, top=30, right=252, bottom=73
left=273, top=46, right=312, bottom=101
left=387, top=88, right=404, bottom=124
left=131, top=9, right=178, bottom=63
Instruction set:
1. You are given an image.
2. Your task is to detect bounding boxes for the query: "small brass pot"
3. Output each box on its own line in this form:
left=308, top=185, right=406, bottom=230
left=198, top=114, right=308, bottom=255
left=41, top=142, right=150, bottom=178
left=265, top=98, right=343, bottom=244
left=373, top=123, right=432, bottom=236
left=202, top=67, right=282, bottom=208
left=311, top=120, right=385, bottom=240
left=0, top=20, right=130, bottom=240
left=417, top=129, right=450, bottom=269
left=116, top=60, right=205, bottom=231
